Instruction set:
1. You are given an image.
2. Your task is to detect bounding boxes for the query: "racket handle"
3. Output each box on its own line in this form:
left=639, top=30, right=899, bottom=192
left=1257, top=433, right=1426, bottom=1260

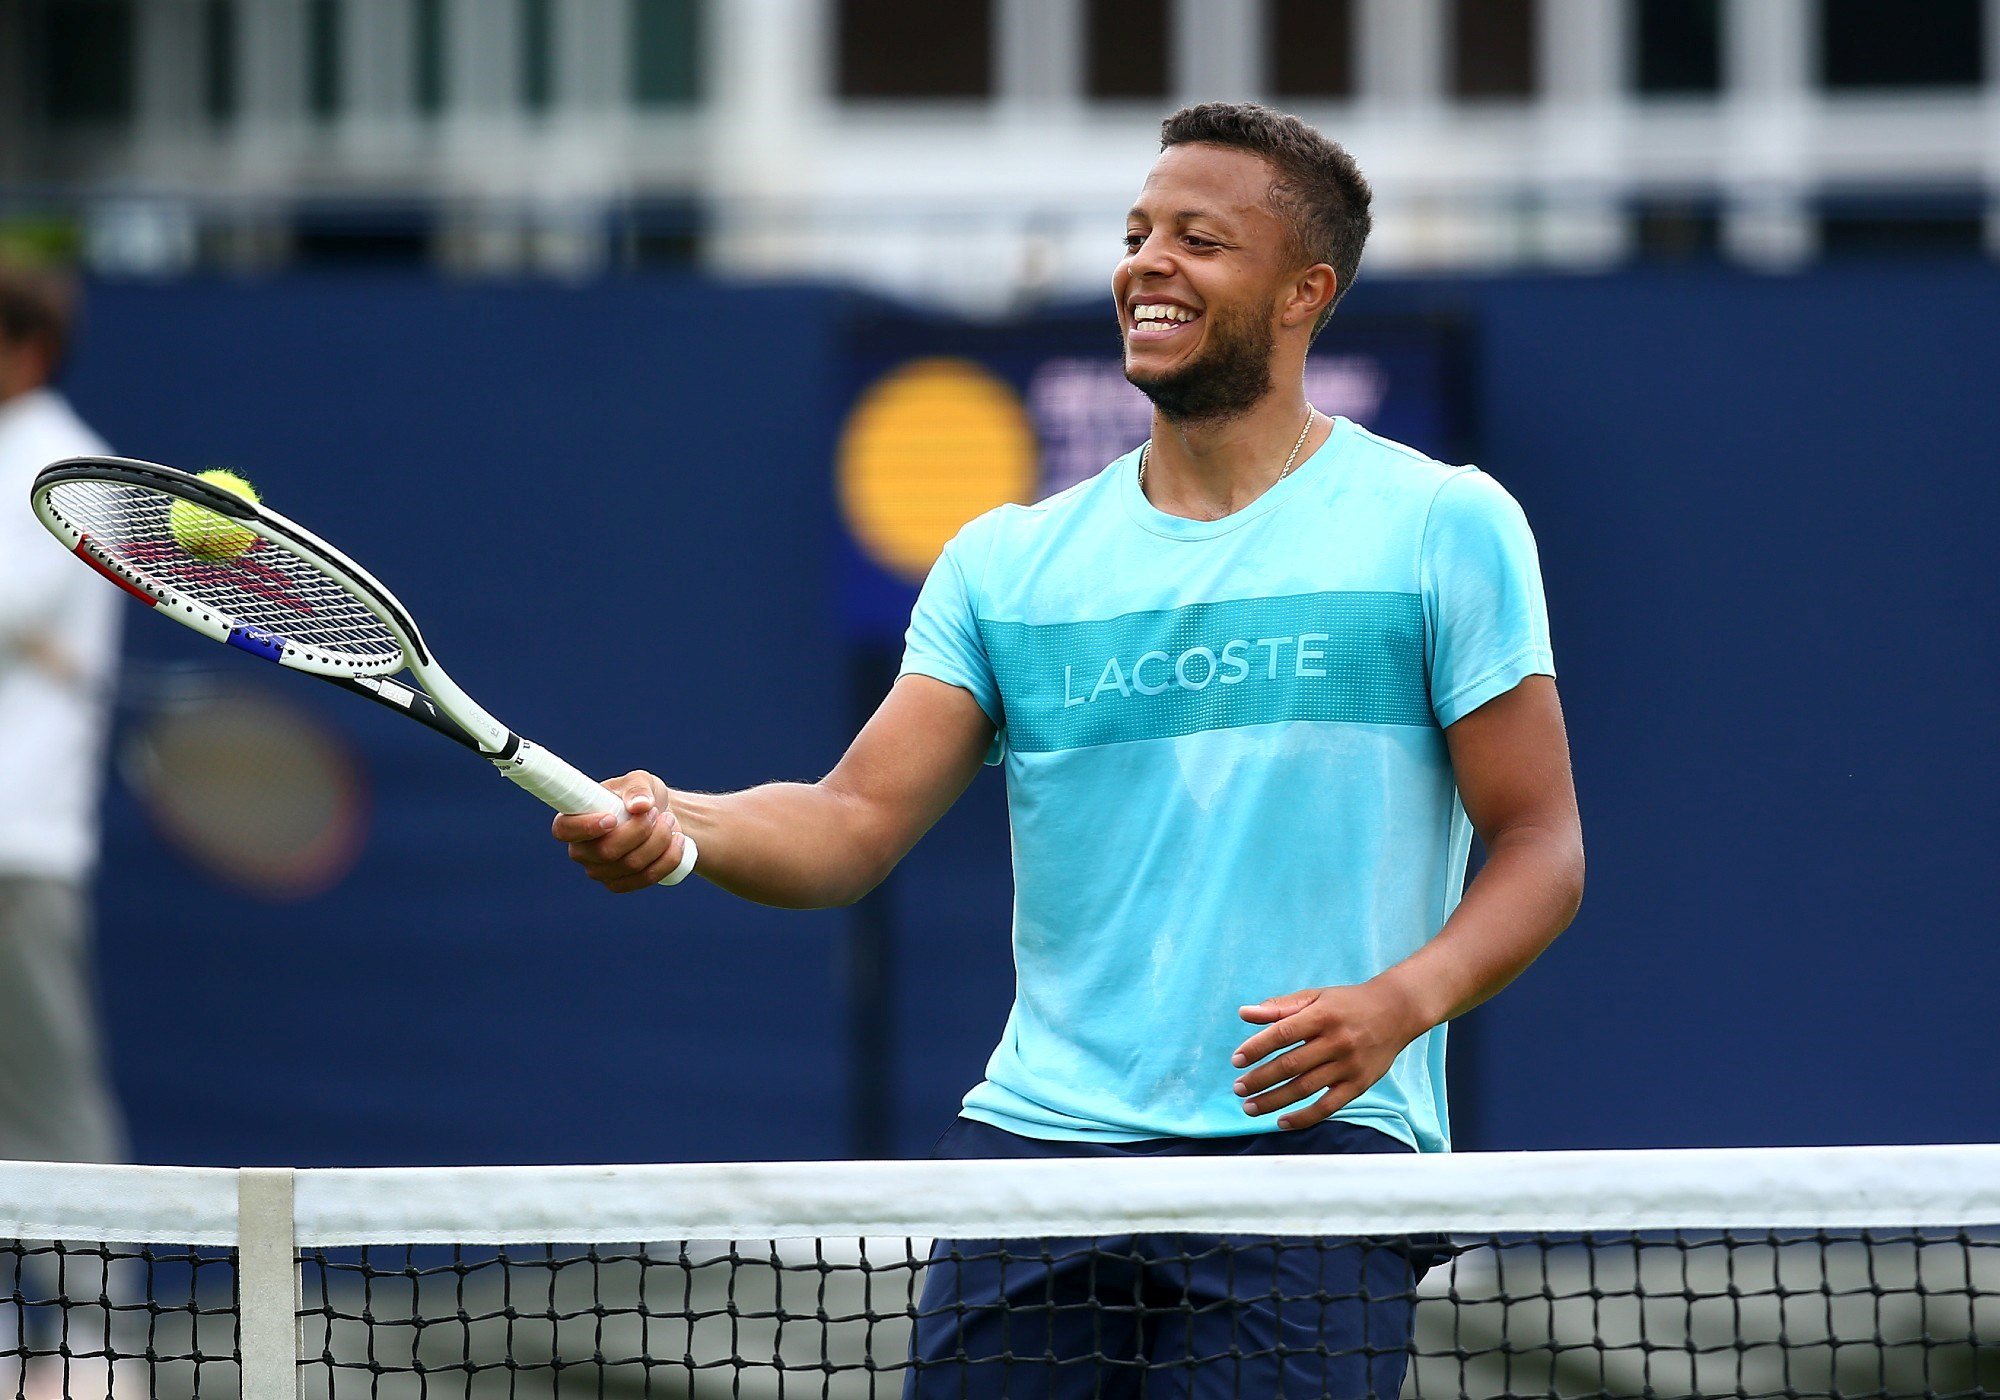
left=495, top=740, right=699, bottom=887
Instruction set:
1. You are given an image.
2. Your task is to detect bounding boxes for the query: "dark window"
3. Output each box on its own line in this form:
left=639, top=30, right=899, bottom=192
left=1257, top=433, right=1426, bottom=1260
left=1635, top=0, right=1720, bottom=95
left=633, top=0, right=700, bottom=105
left=292, top=205, right=435, bottom=266
left=44, top=0, right=135, bottom=126
left=1821, top=0, right=1981, bottom=89
left=838, top=0, right=992, bottom=99
left=205, top=0, right=236, bottom=122
left=1820, top=201, right=1984, bottom=256
left=1086, top=0, right=1170, bottom=100
left=617, top=201, right=705, bottom=266
left=522, top=0, right=555, bottom=111
left=1634, top=200, right=1723, bottom=261
left=307, top=0, right=340, bottom=118
left=1270, top=0, right=1355, bottom=99
left=414, top=0, right=446, bottom=114
left=1450, top=0, right=1536, bottom=100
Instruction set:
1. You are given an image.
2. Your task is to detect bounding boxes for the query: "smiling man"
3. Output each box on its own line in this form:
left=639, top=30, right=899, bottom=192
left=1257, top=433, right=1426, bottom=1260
left=556, top=103, right=1584, bottom=1397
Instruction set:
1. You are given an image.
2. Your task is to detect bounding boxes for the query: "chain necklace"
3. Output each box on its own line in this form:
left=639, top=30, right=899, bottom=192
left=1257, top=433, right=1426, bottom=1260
left=1138, top=407, right=1317, bottom=497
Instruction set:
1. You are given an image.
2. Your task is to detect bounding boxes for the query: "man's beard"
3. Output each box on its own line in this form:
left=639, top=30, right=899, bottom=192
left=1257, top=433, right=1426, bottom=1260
left=1123, top=303, right=1275, bottom=425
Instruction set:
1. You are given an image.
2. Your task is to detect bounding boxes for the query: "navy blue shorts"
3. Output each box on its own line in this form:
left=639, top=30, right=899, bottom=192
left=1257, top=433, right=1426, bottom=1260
left=903, top=1117, right=1432, bottom=1400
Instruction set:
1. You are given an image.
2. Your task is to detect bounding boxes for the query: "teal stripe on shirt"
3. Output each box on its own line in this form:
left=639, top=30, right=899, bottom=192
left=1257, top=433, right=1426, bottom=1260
left=977, top=591, right=1429, bottom=753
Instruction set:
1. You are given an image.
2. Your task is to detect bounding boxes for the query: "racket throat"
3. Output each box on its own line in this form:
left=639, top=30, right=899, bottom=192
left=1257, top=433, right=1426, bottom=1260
left=336, top=676, right=489, bottom=752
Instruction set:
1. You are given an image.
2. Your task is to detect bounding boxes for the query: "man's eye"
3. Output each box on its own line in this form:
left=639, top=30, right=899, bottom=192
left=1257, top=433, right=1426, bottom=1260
left=1123, top=233, right=1145, bottom=250
left=1183, top=236, right=1214, bottom=250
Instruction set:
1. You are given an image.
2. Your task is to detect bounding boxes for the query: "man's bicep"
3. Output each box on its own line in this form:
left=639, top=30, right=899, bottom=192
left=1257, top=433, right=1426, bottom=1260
left=823, top=674, right=997, bottom=867
left=1444, top=675, right=1580, bottom=844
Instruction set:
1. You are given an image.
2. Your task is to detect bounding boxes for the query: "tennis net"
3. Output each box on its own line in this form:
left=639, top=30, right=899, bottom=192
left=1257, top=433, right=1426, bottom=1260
left=4, top=1145, right=1997, bottom=1398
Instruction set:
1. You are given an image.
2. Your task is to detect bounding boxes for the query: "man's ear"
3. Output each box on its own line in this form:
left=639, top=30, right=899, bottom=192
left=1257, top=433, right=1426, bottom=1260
left=1281, top=264, right=1338, bottom=330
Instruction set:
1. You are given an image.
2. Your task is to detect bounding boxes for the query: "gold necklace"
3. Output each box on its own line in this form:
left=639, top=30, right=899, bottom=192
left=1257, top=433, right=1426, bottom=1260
left=1138, top=406, right=1317, bottom=495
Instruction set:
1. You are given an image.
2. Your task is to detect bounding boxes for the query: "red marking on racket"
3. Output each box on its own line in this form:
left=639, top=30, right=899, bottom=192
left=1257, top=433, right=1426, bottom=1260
left=75, top=535, right=159, bottom=606
left=115, top=539, right=318, bottom=615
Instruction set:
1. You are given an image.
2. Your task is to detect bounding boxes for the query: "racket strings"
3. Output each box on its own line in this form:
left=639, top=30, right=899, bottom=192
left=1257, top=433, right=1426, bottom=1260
left=43, top=478, right=403, bottom=667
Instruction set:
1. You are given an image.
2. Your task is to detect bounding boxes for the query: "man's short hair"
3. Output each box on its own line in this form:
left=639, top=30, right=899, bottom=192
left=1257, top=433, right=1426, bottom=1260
left=0, top=264, right=76, bottom=380
left=1160, top=102, right=1373, bottom=336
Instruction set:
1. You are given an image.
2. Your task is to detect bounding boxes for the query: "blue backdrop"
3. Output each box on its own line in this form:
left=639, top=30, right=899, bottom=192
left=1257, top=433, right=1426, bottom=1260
left=1419, top=267, right=1999, bottom=1150
left=55, top=264, right=1998, bottom=1166
left=68, top=276, right=858, bottom=1165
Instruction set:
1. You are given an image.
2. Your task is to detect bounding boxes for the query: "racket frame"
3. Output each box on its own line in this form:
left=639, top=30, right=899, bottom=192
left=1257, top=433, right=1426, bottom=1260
left=35, top=456, right=503, bottom=743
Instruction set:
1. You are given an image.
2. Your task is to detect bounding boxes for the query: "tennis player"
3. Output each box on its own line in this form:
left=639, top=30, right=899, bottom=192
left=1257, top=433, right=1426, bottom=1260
left=556, top=103, right=1583, bottom=1397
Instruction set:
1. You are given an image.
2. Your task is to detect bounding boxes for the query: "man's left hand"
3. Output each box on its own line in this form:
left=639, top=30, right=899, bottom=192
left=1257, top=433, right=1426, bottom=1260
left=1230, top=980, right=1429, bottom=1130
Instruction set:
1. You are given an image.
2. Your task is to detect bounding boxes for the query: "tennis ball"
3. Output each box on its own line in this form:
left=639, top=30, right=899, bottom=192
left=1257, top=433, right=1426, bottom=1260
left=169, top=469, right=261, bottom=562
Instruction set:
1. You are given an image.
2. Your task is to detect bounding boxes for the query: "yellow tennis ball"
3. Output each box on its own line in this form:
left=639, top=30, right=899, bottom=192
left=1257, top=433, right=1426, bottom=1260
left=169, top=469, right=261, bottom=561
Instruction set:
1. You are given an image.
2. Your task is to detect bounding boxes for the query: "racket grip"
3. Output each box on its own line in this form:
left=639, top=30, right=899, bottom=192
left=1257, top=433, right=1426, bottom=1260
left=495, top=740, right=699, bottom=887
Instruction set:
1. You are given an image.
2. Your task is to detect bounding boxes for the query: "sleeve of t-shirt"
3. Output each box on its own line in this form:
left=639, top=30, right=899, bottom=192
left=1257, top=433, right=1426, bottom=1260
left=0, top=413, right=105, bottom=650
left=897, top=528, right=1006, bottom=764
left=1421, top=468, right=1556, bottom=728
left=0, top=488, right=70, bottom=641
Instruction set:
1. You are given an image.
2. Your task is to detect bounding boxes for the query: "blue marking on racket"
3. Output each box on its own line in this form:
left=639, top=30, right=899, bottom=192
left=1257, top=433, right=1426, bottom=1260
left=227, top=624, right=287, bottom=661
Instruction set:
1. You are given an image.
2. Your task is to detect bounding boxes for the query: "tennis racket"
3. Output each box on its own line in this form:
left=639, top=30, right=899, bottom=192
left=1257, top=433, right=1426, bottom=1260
left=30, top=455, right=697, bottom=886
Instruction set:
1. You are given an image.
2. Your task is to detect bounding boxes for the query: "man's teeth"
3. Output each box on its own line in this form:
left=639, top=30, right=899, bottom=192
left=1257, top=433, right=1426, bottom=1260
left=1133, top=305, right=1198, bottom=324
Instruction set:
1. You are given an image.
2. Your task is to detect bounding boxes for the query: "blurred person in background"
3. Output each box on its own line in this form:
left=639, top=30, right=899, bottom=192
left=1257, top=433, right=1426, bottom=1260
left=556, top=103, right=1584, bottom=1398
left=0, top=263, right=131, bottom=1400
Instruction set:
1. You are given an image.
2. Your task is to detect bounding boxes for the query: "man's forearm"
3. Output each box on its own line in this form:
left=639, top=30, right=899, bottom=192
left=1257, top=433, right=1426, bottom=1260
left=1375, top=823, right=1584, bottom=1033
left=671, top=782, right=895, bottom=910
left=558, top=680, right=990, bottom=901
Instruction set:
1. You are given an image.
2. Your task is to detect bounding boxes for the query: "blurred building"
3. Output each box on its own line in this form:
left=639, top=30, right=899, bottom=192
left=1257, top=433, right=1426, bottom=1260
left=0, top=0, right=1993, bottom=306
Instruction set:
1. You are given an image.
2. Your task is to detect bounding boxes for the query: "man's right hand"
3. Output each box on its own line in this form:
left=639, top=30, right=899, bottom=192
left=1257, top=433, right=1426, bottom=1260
left=552, top=771, right=689, bottom=894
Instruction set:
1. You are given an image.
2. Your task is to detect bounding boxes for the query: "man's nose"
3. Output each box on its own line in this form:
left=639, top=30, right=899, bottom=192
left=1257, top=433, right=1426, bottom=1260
left=1125, top=232, right=1175, bottom=279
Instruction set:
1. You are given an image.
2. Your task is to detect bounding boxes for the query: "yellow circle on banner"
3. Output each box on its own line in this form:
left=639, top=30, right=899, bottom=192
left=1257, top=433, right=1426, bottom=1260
left=837, top=358, right=1037, bottom=583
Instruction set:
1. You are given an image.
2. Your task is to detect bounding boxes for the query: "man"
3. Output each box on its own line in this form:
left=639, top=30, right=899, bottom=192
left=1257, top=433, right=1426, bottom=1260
left=0, top=265, right=129, bottom=1398
left=0, top=265, right=125, bottom=1166
left=555, top=104, right=1584, bottom=1396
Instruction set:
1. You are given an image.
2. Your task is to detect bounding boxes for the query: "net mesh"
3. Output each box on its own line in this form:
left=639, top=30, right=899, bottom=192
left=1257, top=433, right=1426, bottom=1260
left=5, top=1153, right=1998, bottom=1399
left=39, top=476, right=402, bottom=667
left=0, top=1240, right=237, bottom=1400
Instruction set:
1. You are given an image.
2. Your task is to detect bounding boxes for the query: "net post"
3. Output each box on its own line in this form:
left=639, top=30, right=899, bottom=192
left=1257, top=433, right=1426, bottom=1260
left=237, top=1168, right=301, bottom=1400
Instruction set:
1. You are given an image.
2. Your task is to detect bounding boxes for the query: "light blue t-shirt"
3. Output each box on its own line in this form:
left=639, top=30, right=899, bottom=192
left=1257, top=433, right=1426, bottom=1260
left=899, top=417, right=1554, bottom=1152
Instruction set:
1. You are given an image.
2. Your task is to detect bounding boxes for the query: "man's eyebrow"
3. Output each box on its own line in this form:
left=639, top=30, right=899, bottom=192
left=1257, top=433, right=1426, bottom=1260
left=1125, top=205, right=1236, bottom=227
